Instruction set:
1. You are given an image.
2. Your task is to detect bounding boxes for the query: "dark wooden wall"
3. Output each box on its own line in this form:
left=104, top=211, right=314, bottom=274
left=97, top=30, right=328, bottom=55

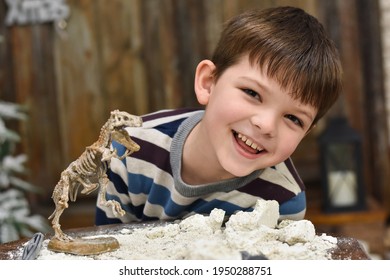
left=318, top=0, right=390, bottom=212
left=1, top=0, right=389, bottom=217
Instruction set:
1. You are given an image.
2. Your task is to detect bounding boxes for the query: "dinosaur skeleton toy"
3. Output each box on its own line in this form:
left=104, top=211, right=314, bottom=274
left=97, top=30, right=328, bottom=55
left=48, top=110, right=142, bottom=241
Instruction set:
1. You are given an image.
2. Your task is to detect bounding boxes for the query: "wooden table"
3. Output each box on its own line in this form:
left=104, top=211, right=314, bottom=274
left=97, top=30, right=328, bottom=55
left=0, top=222, right=371, bottom=260
left=306, top=193, right=387, bottom=257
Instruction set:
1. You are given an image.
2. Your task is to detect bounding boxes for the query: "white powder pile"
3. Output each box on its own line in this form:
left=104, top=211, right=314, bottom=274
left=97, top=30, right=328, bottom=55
left=35, top=200, right=338, bottom=260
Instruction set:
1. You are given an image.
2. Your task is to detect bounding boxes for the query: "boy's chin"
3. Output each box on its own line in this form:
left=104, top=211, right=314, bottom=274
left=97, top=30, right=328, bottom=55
left=222, top=165, right=259, bottom=178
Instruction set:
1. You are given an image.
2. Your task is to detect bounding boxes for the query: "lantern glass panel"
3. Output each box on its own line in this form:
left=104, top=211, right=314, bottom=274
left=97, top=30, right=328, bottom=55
left=325, top=143, right=359, bottom=207
left=319, top=117, right=366, bottom=212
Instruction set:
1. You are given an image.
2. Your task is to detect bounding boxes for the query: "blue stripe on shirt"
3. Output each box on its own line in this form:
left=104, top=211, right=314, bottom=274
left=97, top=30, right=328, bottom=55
left=95, top=207, right=123, bottom=224
left=113, top=170, right=253, bottom=218
left=148, top=185, right=188, bottom=216
left=107, top=170, right=129, bottom=195
left=279, top=191, right=306, bottom=215
left=128, top=173, right=253, bottom=217
left=112, top=140, right=128, bottom=158
left=153, top=118, right=188, bottom=138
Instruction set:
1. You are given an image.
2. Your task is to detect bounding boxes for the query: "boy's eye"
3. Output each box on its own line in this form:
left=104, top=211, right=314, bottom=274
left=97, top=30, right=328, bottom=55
left=242, top=88, right=261, bottom=101
left=285, top=114, right=304, bottom=127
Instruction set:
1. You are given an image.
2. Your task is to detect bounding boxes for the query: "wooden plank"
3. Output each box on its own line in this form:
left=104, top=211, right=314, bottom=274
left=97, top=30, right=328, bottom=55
left=171, top=0, right=209, bottom=108
left=355, top=0, right=390, bottom=211
left=0, top=1, right=15, bottom=102
left=127, top=0, right=149, bottom=114
left=137, top=0, right=166, bottom=110
left=94, top=0, right=148, bottom=115
left=154, top=0, right=182, bottom=109
left=5, top=23, right=63, bottom=199
left=203, top=0, right=224, bottom=54
left=54, top=0, right=106, bottom=166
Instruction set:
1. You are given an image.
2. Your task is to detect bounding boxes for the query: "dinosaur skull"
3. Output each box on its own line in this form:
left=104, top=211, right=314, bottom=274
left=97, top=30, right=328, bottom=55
left=110, top=110, right=142, bottom=152
left=110, top=110, right=143, bottom=128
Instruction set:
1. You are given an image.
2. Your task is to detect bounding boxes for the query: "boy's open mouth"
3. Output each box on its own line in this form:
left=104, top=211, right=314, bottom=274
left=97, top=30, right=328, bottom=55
left=233, top=131, right=264, bottom=155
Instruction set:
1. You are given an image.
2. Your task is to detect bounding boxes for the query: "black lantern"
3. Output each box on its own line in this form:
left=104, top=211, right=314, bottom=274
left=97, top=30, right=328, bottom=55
left=318, top=117, right=366, bottom=213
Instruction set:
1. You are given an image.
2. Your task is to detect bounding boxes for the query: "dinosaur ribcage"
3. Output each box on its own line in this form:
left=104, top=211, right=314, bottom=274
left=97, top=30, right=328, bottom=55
left=73, top=149, right=103, bottom=176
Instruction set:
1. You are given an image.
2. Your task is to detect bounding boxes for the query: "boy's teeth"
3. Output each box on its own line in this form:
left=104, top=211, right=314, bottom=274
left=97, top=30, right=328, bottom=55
left=237, top=133, right=263, bottom=152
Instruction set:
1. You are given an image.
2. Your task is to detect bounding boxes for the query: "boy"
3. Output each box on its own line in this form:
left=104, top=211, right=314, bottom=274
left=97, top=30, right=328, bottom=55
left=95, top=6, right=342, bottom=225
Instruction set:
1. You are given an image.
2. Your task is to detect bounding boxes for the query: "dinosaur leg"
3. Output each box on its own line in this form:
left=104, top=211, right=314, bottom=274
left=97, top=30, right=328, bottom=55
left=51, top=208, right=72, bottom=241
left=98, top=175, right=125, bottom=217
left=48, top=177, right=73, bottom=241
left=78, top=177, right=99, bottom=195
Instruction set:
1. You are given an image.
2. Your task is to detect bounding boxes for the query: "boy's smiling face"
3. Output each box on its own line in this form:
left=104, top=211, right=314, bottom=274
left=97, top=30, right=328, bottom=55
left=194, top=56, right=317, bottom=179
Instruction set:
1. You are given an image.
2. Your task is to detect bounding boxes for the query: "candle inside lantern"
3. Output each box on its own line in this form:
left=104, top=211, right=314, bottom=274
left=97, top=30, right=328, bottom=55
left=328, top=171, right=357, bottom=207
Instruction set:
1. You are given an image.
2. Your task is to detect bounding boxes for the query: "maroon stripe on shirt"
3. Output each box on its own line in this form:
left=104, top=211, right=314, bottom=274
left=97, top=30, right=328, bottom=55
left=130, top=137, right=172, bottom=175
left=142, top=107, right=202, bottom=122
left=238, top=178, right=296, bottom=204
left=284, top=158, right=306, bottom=191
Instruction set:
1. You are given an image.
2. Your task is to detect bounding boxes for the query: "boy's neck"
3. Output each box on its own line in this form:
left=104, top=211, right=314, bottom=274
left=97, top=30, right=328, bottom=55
left=181, top=122, right=234, bottom=185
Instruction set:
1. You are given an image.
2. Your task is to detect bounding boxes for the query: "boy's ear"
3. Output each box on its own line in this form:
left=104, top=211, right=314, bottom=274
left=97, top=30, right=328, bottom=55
left=194, top=60, right=216, bottom=105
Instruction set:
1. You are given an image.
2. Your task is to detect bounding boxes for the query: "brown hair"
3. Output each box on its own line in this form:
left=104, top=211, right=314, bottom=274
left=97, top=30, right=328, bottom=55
left=211, top=6, right=342, bottom=125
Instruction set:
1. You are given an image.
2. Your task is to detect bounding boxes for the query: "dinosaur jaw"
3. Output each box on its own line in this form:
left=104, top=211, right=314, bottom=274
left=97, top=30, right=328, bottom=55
left=111, top=129, right=140, bottom=152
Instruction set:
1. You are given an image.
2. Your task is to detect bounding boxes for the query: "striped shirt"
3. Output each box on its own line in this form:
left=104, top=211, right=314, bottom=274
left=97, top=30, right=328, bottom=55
left=95, top=108, right=306, bottom=225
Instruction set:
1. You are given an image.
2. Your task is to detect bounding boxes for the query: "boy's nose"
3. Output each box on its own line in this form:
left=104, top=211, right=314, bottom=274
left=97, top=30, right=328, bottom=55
left=251, top=113, right=276, bottom=137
